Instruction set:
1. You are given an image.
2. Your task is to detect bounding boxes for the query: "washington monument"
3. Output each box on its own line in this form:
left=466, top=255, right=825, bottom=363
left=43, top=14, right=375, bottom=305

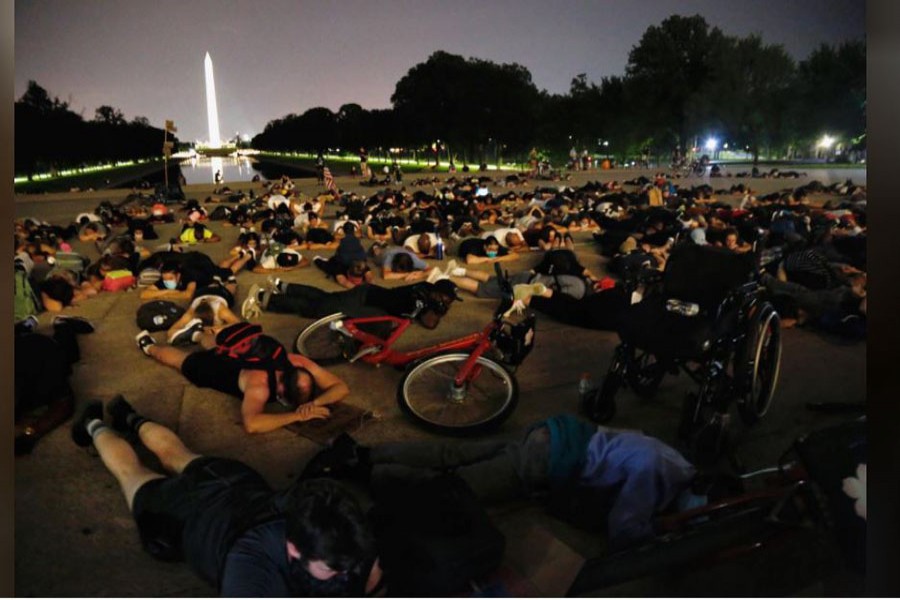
left=204, top=52, right=221, bottom=148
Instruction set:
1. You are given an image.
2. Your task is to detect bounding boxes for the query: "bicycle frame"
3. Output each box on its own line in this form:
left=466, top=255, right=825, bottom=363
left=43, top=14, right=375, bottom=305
left=330, top=314, right=500, bottom=385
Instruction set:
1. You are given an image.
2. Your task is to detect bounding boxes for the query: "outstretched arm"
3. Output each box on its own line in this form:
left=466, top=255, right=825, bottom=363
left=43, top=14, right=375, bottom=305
left=240, top=384, right=330, bottom=434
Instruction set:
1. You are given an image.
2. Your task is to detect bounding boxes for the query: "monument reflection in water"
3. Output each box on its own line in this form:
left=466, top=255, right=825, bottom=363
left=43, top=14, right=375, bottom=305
left=180, top=156, right=264, bottom=184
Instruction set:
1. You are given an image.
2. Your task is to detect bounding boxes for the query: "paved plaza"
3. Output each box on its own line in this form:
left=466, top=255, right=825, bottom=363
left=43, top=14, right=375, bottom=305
left=14, top=168, right=866, bottom=595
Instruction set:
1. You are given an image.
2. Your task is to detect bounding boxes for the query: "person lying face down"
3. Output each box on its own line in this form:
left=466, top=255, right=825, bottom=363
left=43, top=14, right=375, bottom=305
left=243, top=278, right=462, bottom=331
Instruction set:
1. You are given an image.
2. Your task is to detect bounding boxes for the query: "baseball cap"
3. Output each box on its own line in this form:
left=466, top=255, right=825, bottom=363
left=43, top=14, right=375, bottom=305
left=433, top=279, right=463, bottom=302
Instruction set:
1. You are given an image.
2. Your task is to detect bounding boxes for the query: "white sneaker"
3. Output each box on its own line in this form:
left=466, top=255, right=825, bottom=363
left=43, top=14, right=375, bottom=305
left=513, top=283, right=547, bottom=301
left=266, top=276, right=283, bottom=294
left=242, top=284, right=262, bottom=320
left=135, top=330, right=157, bottom=356
left=426, top=267, right=446, bottom=284
left=443, top=259, right=462, bottom=278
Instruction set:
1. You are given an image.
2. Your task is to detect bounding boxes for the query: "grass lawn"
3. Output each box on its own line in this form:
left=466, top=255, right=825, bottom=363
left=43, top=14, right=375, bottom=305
left=15, top=159, right=171, bottom=194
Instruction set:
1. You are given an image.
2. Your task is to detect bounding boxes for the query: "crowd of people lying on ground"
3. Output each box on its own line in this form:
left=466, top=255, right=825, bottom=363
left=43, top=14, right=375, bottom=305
left=14, top=169, right=866, bottom=594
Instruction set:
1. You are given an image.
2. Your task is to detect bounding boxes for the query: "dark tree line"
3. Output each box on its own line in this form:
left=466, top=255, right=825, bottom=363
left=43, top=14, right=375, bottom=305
left=254, top=15, right=865, bottom=166
left=15, top=80, right=177, bottom=178
left=16, top=14, right=864, bottom=175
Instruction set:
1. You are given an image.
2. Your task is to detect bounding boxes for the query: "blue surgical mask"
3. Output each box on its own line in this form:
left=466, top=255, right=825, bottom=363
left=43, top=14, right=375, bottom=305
left=163, top=279, right=177, bottom=290
left=486, top=251, right=498, bottom=258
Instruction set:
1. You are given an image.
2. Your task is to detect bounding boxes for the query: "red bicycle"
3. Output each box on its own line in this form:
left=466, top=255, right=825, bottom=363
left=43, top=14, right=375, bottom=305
left=293, top=265, right=537, bottom=435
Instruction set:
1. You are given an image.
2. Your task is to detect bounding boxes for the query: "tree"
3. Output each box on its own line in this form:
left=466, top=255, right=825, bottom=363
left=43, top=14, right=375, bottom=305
left=19, top=80, right=69, bottom=114
left=336, top=103, right=367, bottom=151
left=625, top=14, right=728, bottom=155
left=391, top=51, right=539, bottom=163
left=708, top=35, right=796, bottom=163
left=792, top=41, right=866, bottom=151
left=131, top=116, right=151, bottom=127
left=94, top=105, right=126, bottom=125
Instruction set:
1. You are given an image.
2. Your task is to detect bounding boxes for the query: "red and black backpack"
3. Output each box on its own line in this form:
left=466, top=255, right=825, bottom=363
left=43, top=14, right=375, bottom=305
left=214, top=323, right=292, bottom=404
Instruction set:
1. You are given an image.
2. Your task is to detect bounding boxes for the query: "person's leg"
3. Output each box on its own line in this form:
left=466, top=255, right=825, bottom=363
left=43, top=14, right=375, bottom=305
left=94, top=429, right=167, bottom=510
left=109, top=395, right=203, bottom=474
left=368, top=438, right=535, bottom=503
left=448, top=275, right=480, bottom=295
left=139, top=333, right=190, bottom=370
left=369, top=438, right=510, bottom=468
left=148, top=343, right=188, bottom=368
left=73, top=403, right=165, bottom=510
left=138, top=421, right=203, bottom=474
left=267, top=283, right=327, bottom=316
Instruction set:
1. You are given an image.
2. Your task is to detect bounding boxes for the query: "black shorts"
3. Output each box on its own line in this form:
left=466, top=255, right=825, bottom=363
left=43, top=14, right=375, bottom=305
left=180, top=350, right=243, bottom=398
left=132, top=457, right=275, bottom=585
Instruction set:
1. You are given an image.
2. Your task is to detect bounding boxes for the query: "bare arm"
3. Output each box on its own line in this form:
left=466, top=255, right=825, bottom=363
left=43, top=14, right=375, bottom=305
left=140, top=282, right=196, bottom=301
left=335, top=274, right=357, bottom=289
left=40, top=292, right=65, bottom=313
left=240, top=383, right=330, bottom=434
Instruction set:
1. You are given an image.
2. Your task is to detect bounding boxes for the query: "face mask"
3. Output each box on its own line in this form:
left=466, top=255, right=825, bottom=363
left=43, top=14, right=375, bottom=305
left=163, top=279, right=177, bottom=290
left=486, top=251, right=498, bottom=258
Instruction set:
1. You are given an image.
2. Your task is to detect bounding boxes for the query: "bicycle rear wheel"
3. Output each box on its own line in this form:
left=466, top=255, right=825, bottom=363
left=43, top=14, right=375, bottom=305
left=294, top=313, right=357, bottom=365
left=397, top=352, right=518, bottom=435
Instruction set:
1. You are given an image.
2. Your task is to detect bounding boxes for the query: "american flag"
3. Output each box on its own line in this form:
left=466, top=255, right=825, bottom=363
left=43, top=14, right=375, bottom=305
left=323, top=166, right=339, bottom=199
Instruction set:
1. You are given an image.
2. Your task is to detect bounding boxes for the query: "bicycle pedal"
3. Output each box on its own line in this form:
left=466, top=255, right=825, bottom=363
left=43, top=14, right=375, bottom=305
left=348, top=346, right=379, bottom=363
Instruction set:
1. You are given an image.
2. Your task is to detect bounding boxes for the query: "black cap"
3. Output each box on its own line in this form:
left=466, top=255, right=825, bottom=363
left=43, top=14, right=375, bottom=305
left=433, top=279, right=463, bottom=302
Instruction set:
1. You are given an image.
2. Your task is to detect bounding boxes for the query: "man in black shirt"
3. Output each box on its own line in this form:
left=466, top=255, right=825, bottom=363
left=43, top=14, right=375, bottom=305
left=71, top=397, right=382, bottom=596
left=457, top=235, right=518, bottom=265
left=244, top=279, right=461, bottom=330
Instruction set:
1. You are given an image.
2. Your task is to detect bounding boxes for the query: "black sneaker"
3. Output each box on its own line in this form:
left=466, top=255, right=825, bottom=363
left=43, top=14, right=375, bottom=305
left=53, top=315, right=95, bottom=334
left=108, top=394, right=137, bottom=434
left=72, top=401, right=104, bottom=447
left=170, top=318, right=204, bottom=346
left=136, top=330, right=156, bottom=356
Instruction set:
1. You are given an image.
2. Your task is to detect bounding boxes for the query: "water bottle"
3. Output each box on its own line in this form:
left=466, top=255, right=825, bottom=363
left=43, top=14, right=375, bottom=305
left=577, top=372, right=596, bottom=401
left=666, top=298, right=700, bottom=316
left=435, top=233, right=445, bottom=260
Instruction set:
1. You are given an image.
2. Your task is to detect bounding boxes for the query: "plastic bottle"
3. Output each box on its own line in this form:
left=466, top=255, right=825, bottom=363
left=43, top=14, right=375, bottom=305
left=577, top=372, right=596, bottom=400
left=666, top=298, right=700, bottom=317
left=435, top=233, right=445, bottom=260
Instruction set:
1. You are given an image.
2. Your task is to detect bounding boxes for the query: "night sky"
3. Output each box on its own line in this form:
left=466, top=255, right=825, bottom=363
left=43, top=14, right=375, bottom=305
left=15, top=0, right=865, bottom=143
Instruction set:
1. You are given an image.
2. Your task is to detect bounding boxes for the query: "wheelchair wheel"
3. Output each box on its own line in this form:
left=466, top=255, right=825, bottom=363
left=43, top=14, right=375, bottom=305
left=626, top=351, right=666, bottom=399
left=397, top=353, right=518, bottom=435
left=294, top=313, right=358, bottom=365
left=736, top=303, right=782, bottom=426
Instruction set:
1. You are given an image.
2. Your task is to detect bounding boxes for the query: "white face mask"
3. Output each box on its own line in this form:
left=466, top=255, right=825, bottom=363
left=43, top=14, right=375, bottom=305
left=163, top=279, right=177, bottom=290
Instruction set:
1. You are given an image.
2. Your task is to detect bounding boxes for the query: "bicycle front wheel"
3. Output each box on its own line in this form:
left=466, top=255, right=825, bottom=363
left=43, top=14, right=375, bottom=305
left=397, top=353, right=518, bottom=435
left=294, top=313, right=357, bottom=365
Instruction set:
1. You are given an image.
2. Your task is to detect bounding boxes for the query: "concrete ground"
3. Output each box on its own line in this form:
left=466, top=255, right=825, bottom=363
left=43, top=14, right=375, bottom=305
left=14, top=167, right=866, bottom=596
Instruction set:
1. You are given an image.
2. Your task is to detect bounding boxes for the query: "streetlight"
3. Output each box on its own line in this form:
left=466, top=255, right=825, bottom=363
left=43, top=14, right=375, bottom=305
left=817, top=134, right=836, bottom=160
left=704, top=137, right=718, bottom=153
left=817, top=134, right=835, bottom=150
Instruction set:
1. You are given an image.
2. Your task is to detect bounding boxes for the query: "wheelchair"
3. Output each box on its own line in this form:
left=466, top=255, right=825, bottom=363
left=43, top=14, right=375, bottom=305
left=583, top=242, right=783, bottom=465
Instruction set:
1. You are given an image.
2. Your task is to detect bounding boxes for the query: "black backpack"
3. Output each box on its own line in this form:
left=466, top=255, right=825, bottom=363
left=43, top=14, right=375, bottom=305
left=370, top=474, right=505, bottom=596
left=214, top=323, right=292, bottom=405
left=136, top=300, right=185, bottom=332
